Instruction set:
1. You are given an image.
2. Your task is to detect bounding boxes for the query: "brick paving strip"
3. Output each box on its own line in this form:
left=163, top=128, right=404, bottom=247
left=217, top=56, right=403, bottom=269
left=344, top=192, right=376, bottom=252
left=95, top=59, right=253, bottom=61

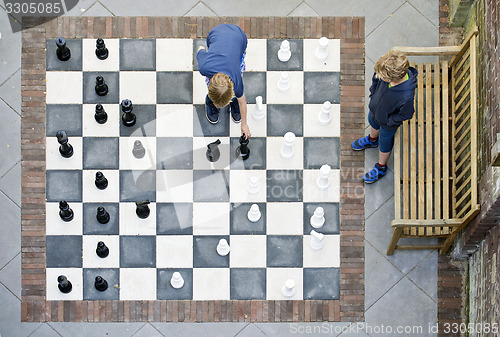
left=20, top=16, right=365, bottom=322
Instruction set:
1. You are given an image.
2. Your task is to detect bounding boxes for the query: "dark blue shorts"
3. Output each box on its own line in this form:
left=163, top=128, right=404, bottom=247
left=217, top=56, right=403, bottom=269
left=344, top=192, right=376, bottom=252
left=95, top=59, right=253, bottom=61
left=368, top=112, right=398, bottom=153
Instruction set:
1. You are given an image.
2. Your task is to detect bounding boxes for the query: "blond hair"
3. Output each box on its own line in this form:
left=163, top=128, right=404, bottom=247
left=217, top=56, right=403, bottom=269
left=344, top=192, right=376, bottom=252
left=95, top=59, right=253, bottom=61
left=208, top=73, right=234, bottom=108
left=374, top=50, right=409, bottom=83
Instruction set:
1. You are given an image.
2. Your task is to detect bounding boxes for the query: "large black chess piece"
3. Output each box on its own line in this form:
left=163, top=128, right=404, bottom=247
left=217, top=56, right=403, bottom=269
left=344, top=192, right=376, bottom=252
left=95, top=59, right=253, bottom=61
left=94, top=104, right=108, bottom=124
left=95, top=38, right=109, bottom=60
left=236, top=134, right=250, bottom=160
left=59, top=200, right=74, bottom=222
left=57, top=275, right=72, bottom=293
left=95, top=171, right=108, bottom=190
left=56, top=130, right=73, bottom=158
left=135, top=200, right=150, bottom=219
left=121, top=99, right=136, bottom=127
left=96, top=206, right=110, bottom=224
left=132, top=140, right=146, bottom=159
left=96, top=241, right=109, bottom=258
left=94, top=276, right=108, bottom=292
left=95, top=76, right=109, bottom=96
left=206, top=139, right=221, bottom=162
left=56, top=37, right=71, bottom=61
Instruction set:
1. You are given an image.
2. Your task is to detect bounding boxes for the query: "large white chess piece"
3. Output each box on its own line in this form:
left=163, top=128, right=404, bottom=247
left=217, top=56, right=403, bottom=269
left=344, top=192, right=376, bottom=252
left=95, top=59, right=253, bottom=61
left=248, top=176, right=260, bottom=194
left=278, top=40, right=292, bottom=62
left=309, top=230, right=324, bottom=250
left=277, top=71, right=290, bottom=92
left=247, top=204, right=262, bottom=222
left=170, top=272, right=184, bottom=289
left=315, top=37, right=329, bottom=62
left=282, top=279, right=296, bottom=297
left=317, top=164, right=331, bottom=189
left=318, top=101, right=332, bottom=125
left=310, top=207, right=325, bottom=228
left=280, top=132, right=295, bottom=159
left=252, top=95, right=266, bottom=121
left=216, top=238, right=230, bottom=256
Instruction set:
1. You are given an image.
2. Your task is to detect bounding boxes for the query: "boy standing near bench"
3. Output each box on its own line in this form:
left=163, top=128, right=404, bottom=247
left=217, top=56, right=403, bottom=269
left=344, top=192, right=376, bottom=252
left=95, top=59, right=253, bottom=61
left=352, top=50, right=418, bottom=183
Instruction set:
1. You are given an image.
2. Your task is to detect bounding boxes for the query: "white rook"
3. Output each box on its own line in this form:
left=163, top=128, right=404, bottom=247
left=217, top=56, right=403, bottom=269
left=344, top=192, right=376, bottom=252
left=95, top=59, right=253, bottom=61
left=310, top=207, right=325, bottom=228
left=277, top=71, right=290, bottom=92
left=278, top=40, right=291, bottom=62
left=318, top=101, right=332, bottom=125
left=216, top=238, right=230, bottom=256
left=317, top=164, right=331, bottom=189
left=282, top=279, right=296, bottom=297
left=252, top=95, right=266, bottom=121
left=280, top=132, right=295, bottom=159
left=170, top=272, right=185, bottom=289
left=247, top=176, right=260, bottom=194
left=247, top=204, right=262, bottom=222
left=315, top=37, right=329, bottom=62
left=309, top=230, right=324, bottom=250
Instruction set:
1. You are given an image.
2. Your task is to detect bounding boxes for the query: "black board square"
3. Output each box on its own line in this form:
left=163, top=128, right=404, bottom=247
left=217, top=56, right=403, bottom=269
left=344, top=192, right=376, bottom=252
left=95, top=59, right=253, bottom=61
left=266, top=105, right=303, bottom=137
left=46, top=39, right=82, bottom=71
left=83, top=137, right=119, bottom=170
left=120, top=39, right=156, bottom=71
left=120, top=236, right=156, bottom=268
left=156, top=203, right=193, bottom=235
left=267, top=235, right=303, bottom=268
left=119, top=170, right=156, bottom=202
left=157, top=72, right=193, bottom=104
left=193, top=236, right=229, bottom=268
left=230, top=268, right=266, bottom=300
left=83, top=268, right=119, bottom=300
left=83, top=203, right=119, bottom=235
left=303, top=137, right=340, bottom=169
left=46, top=170, right=82, bottom=202
left=46, top=104, right=82, bottom=137
left=83, top=72, right=119, bottom=104
left=303, top=72, right=340, bottom=104
left=303, top=268, right=340, bottom=300
left=46, top=235, right=82, bottom=267
left=266, top=39, right=303, bottom=71
left=157, top=268, right=193, bottom=300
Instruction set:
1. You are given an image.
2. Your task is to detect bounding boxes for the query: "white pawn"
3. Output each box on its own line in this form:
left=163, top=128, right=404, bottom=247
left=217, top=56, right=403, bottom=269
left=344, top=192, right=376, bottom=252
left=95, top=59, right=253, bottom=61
left=317, top=164, right=331, bottom=189
left=277, top=71, right=290, bottom=92
left=282, top=279, right=296, bottom=297
left=247, top=176, right=260, bottom=194
left=278, top=40, right=291, bottom=62
left=309, top=230, right=324, bottom=250
left=170, top=272, right=184, bottom=289
left=280, top=132, right=295, bottom=159
left=247, top=204, right=262, bottom=222
left=318, top=101, right=332, bottom=125
left=252, top=95, right=266, bottom=121
left=310, top=207, right=325, bottom=228
left=315, top=37, right=329, bottom=62
left=216, top=238, right=230, bottom=256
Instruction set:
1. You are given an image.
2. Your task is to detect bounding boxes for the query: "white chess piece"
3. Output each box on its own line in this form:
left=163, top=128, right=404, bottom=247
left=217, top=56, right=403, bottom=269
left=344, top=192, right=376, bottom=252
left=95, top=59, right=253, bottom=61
left=252, top=95, right=266, bottom=121
left=216, top=238, right=230, bottom=256
left=315, top=37, right=329, bottom=62
left=170, top=272, right=184, bottom=289
left=318, top=101, right=332, bottom=125
left=317, top=164, right=331, bottom=189
left=247, top=204, right=262, bottom=222
left=310, top=207, right=325, bottom=228
left=282, top=279, right=296, bottom=297
left=278, top=40, right=292, bottom=62
left=280, top=132, right=295, bottom=159
left=277, top=71, right=290, bottom=92
left=247, top=176, right=260, bottom=194
left=310, top=230, right=324, bottom=250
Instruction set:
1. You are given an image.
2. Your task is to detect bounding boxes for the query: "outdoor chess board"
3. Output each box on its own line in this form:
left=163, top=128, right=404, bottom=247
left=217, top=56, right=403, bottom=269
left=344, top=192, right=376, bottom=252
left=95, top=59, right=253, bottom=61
left=44, top=37, right=342, bottom=302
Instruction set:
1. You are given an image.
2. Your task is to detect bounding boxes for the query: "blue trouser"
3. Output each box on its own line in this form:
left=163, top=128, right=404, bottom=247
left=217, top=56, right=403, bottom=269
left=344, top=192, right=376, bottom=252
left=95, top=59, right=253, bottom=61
left=368, top=112, right=398, bottom=153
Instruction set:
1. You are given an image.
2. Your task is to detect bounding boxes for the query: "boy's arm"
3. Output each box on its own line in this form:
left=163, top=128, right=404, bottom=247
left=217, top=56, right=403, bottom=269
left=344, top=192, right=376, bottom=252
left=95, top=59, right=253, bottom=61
left=369, top=73, right=379, bottom=96
left=388, top=100, right=415, bottom=125
left=196, top=46, right=208, bottom=72
left=237, top=94, right=251, bottom=138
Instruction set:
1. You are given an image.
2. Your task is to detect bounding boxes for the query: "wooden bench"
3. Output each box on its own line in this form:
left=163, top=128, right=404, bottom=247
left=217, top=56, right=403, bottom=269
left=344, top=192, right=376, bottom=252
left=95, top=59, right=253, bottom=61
left=387, top=27, right=480, bottom=255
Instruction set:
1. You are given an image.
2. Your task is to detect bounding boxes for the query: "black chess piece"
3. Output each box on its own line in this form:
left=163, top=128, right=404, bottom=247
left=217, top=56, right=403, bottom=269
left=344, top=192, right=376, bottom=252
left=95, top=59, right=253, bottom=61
left=59, top=200, right=74, bottom=222
left=57, top=275, right=72, bottom=293
left=96, top=241, right=109, bottom=258
left=94, top=104, right=108, bottom=124
left=236, top=134, right=250, bottom=160
left=135, top=200, right=150, bottom=219
left=96, top=206, right=110, bottom=224
left=95, top=76, right=109, bottom=96
left=95, top=38, right=109, bottom=60
left=56, top=130, right=73, bottom=158
left=95, top=171, right=108, bottom=190
left=132, top=140, right=146, bottom=159
left=56, top=37, right=71, bottom=61
left=94, top=276, right=108, bottom=292
left=121, top=99, right=136, bottom=127
left=206, top=139, right=221, bottom=162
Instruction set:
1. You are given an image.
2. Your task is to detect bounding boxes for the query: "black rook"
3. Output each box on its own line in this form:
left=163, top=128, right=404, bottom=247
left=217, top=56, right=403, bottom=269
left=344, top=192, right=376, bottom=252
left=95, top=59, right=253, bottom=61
left=121, top=99, right=136, bottom=127
left=236, top=134, right=250, bottom=160
left=56, top=37, right=71, bottom=61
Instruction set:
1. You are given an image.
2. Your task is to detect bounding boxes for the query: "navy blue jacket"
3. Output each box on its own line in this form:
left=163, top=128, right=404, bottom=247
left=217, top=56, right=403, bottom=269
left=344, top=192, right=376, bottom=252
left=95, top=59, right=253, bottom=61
left=368, top=67, right=418, bottom=130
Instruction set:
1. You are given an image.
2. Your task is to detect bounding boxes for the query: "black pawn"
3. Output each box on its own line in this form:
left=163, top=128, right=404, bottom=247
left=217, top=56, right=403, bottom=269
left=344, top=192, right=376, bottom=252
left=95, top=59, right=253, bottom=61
left=95, top=276, right=108, bottom=292
left=95, top=75, right=108, bottom=96
left=206, top=139, right=221, bottom=162
left=95, top=171, right=108, bottom=190
left=95, top=38, right=109, bottom=60
left=132, top=140, right=146, bottom=159
left=135, top=200, right=150, bottom=219
left=96, top=241, right=109, bottom=258
left=59, top=200, right=74, bottom=222
left=57, top=275, right=72, bottom=293
left=121, top=99, right=136, bottom=127
left=56, top=37, right=71, bottom=61
left=56, top=130, right=73, bottom=158
left=96, top=206, right=110, bottom=224
left=236, top=134, right=250, bottom=160
left=94, top=104, right=108, bottom=124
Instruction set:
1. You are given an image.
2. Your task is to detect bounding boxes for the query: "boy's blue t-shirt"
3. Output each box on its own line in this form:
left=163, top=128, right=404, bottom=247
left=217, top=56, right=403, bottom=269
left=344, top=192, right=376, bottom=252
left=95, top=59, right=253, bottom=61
left=196, top=24, right=248, bottom=98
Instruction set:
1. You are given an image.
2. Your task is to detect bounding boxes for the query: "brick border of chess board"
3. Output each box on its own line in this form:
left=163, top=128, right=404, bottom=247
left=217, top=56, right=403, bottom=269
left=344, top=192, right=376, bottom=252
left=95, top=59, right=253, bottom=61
left=20, top=16, right=365, bottom=322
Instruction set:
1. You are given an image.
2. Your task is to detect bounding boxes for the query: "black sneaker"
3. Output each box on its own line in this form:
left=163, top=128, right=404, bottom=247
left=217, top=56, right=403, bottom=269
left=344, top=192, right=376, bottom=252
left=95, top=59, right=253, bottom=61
left=228, top=97, right=241, bottom=123
left=205, top=95, right=220, bottom=124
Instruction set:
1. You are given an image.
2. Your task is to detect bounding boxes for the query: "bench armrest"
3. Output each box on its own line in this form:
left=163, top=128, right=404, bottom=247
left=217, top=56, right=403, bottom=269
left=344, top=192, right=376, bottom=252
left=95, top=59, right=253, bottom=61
left=390, top=46, right=461, bottom=56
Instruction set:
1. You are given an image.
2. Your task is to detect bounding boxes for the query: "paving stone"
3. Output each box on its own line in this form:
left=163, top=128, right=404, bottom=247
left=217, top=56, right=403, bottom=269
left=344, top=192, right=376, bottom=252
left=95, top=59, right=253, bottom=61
left=256, top=323, right=351, bottom=336
left=30, top=324, right=62, bottom=337
left=99, top=0, right=198, bottom=16
left=0, top=9, right=21, bottom=85
left=0, top=283, right=19, bottom=322
left=0, top=98, right=20, bottom=178
left=49, top=322, right=145, bottom=337
left=363, top=150, right=394, bottom=219
left=203, top=0, right=301, bottom=16
left=237, top=324, right=267, bottom=337
left=132, top=323, right=163, bottom=337
left=407, top=251, right=438, bottom=302
left=184, top=2, right=217, bottom=17
left=338, top=324, right=371, bottom=336
left=0, top=253, right=20, bottom=299
left=408, top=0, right=439, bottom=28
left=63, top=0, right=99, bottom=16
left=82, top=2, right=114, bottom=16
left=151, top=322, right=248, bottom=337
left=0, top=68, right=20, bottom=115
left=0, top=193, right=20, bottom=270
left=287, top=2, right=319, bottom=17
left=0, top=161, right=21, bottom=207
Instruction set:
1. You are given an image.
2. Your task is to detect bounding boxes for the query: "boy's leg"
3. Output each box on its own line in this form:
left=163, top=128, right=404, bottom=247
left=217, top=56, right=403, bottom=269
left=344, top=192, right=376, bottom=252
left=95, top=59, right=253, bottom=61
left=378, top=150, right=391, bottom=166
left=352, top=113, right=379, bottom=150
left=362, top=126, right=397, bottom=183
left=370, top=127, right=380, bottom=140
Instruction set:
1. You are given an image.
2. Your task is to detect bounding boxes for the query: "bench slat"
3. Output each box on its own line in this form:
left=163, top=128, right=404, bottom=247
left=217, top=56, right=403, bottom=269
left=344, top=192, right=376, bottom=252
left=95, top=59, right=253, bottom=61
left=442, top=62, right=450, bottom=220
left=434, top=62, right=442, bottom=220
left=417, top=64, right=425, bottom=235
left=426, top=63, right=433, bottom=226
left=403, top=120, right=410, bottom=219
left=394, top=129, right=401, bottom=220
